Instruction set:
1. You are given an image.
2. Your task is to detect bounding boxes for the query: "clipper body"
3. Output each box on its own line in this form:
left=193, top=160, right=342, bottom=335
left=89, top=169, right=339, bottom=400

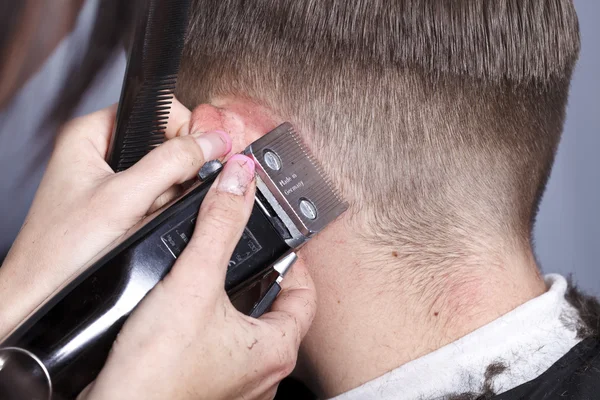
left=0, top=123, right=347, bottom=400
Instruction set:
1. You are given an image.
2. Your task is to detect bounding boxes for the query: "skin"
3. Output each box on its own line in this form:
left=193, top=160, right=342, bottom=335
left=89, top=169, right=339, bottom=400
left=0, top=100, right=192, bottom=338
left=0, top=6, right=548, bottom=391
left=84, top=152, right=316, bottom=400
left=0, top=90, right=546, bottom=398
left=0, top=99, right=317, bottom=400
left=186, top=96, right=548, bottom=398
left=1, top=5, right=317, bottom=398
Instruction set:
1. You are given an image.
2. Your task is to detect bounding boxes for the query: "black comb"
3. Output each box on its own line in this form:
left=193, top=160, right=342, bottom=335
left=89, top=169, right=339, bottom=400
left=106, top=0, right=192, bottom=172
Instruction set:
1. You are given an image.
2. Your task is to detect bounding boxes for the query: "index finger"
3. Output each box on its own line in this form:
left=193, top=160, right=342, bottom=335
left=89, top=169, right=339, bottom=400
left=239, top=259, right=316, bottom=388
left=167, top=154, right=257, bottom=297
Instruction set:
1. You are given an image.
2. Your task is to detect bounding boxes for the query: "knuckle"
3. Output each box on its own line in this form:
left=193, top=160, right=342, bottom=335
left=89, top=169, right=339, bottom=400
left=55, top=118, right=82, bottom=147
left=159, top=136, right=203, bottom=170
left=61, top=115, right=84, bottom=133
left=265, top=331, right=298, bottom=381
left=281, top=311, right=303, bottom=348
left=273, top=346, right=298, bottom=380
left=58, top=112, right=100, bottom=141
left=261, top=386, right=279, bottom=400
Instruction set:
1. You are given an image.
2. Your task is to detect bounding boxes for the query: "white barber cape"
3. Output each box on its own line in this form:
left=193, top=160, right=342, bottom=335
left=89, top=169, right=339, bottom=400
left=333, top=274, right=583, bottom=400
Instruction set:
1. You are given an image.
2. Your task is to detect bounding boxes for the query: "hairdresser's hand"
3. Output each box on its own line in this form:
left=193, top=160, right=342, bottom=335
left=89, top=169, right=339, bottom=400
left=82, top=156, right=317, bottom=400
left=0, top=99, right=231, bottom=338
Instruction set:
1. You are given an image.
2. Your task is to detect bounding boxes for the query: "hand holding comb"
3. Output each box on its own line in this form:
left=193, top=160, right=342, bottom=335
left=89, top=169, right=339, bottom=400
left=107, top=0, right=192, bottom=172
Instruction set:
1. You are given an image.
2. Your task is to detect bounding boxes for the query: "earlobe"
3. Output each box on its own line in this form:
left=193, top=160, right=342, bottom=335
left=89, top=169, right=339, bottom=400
left=188, top=104, right=230, bottom=136
left=187, top=103, right=246, bottom=155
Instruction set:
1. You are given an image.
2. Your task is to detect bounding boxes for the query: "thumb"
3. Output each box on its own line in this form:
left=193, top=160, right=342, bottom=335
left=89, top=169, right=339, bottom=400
left=105, top=130, right=232, bottom=220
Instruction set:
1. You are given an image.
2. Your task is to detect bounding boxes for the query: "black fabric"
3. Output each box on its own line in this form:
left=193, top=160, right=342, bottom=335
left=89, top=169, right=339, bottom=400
left=491, top=282, right=600, bottom=400
left=492, top=337, right=600, bottom=400
left=275, top=377, right=317, bottom=400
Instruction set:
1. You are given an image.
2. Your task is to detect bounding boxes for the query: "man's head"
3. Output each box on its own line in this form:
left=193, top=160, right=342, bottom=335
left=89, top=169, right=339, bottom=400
left=177, top=0, right=580, bottom=267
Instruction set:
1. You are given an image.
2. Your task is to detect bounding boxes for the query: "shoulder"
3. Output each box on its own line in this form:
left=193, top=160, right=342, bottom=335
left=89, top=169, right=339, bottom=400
left=493, top=336, right=600, bottom=400
left=564, top=280, right=600, bottom=339
left=493, top=282, right=600, bottom=400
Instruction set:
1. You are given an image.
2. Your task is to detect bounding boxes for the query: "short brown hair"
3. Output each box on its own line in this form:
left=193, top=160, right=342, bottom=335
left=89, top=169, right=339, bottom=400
left=178, top=0, right=580, bottom=262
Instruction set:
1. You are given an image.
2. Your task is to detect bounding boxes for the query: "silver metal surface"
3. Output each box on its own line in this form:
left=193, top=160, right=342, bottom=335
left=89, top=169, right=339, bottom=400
left=244, top=123, right=348, bottom=247
left=198, top=159, right=223, bottom=181
left=255, top=176, right=306, bottom=248
left=273, top=252, right=297, bottom=277
left=0, top=347, right=52, bottom=400
left=299, top=198, right=317, bottom=220
left=263, top=150, right=282, bottom=171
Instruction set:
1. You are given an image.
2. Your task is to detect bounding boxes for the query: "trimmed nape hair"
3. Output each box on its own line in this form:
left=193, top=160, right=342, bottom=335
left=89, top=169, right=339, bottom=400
left=177, top=0, right=580, bottom=262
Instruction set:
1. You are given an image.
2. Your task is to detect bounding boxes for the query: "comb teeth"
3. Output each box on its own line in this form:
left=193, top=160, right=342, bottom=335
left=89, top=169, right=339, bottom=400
left=117, top=76, right=177, bottom=171
left=108, top=0, right=192, bottom=172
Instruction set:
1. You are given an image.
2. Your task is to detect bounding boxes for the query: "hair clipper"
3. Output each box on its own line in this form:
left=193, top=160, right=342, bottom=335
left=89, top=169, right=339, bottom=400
left=0, top=123, right=348, bottom=400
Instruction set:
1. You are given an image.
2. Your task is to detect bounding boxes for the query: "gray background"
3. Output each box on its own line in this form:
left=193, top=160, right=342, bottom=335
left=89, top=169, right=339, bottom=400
left=0, top=0, right=126, bottom=257
left=534, top=0, right=600, bottom=295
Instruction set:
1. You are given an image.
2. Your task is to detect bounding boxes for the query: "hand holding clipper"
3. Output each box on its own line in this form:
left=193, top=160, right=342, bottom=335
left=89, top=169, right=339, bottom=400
left=81, top=154, right=317, bottom=400
left=0, top=123, right=347, bottom=400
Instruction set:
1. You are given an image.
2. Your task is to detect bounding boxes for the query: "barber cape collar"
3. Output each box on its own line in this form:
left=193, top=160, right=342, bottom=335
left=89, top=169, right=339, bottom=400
left=332, top=274, right=585, bottom=400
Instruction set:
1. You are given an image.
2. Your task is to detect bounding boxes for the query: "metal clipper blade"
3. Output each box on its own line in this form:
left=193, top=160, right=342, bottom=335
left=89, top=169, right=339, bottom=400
left=244, top=123, right=348, bottom=247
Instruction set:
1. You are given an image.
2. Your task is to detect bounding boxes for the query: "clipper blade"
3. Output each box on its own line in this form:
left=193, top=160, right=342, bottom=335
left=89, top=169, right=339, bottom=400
left=245, top=123, right=348, bottom=242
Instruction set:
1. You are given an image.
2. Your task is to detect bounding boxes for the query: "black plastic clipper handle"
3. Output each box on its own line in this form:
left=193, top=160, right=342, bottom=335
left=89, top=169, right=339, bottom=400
left=0, top=173, right=290, bottom=400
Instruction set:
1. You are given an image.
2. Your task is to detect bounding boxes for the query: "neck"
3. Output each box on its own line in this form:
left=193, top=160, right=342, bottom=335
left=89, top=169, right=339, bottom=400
left=296, top=221, right=546, bottom=398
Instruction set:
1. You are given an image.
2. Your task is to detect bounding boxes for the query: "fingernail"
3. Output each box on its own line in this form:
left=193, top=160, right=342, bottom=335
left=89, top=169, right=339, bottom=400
left=217, top=154, right=255, bottom=195
left=192, top=130, right=232, bottom=160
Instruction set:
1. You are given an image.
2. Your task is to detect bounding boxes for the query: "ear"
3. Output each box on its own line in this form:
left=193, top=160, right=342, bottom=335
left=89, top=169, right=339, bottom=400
left=187, top=99, right=282, bottom=156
